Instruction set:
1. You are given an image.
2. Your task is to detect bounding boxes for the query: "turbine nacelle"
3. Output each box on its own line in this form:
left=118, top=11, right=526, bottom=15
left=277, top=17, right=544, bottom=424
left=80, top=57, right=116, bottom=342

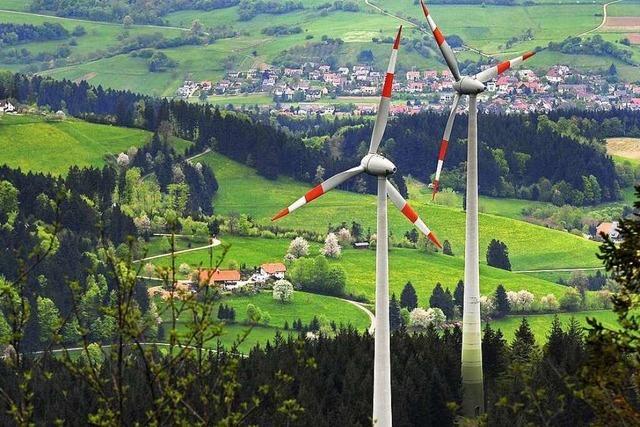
left=361, top=153, right=397, bottom=177
left=453, top=77, right=486, bottom=95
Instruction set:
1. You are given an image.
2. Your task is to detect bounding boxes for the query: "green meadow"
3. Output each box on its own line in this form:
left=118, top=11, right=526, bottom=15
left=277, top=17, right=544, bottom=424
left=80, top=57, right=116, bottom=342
left=158, top=290, right=371, bottom=352
left=0, top=114, right=151, bottom=174
left=199, top=151, right=602, bottom=271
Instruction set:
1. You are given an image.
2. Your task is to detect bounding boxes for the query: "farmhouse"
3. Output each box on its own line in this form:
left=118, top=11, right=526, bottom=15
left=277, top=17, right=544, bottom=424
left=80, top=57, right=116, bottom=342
left=199, top=268, right=241, bottom=286
left=596, top=221, right=622, bottom=242
left=260, top=262, right=287, bottom=279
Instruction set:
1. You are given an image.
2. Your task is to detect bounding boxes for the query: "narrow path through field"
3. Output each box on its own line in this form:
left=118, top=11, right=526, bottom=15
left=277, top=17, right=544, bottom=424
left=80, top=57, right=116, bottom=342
left=578, top=0, right=623, bottom=37
left=343, top=299, right=375, bottom=334
left=133, top=239, right=220, bottom=263
left=513, top=266, right=605, bottom=273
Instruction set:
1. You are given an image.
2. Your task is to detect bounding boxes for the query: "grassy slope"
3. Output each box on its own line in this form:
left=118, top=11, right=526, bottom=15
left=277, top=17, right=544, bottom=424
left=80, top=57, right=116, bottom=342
left=147, top=234, right=577, bottom=305
left=0, top=114, right=151, bottom=174
left=489, top=310, right=619, bottom=342
left=159, top=290, right=370, bottom=352
left=199, top=151, right=601, bottom=271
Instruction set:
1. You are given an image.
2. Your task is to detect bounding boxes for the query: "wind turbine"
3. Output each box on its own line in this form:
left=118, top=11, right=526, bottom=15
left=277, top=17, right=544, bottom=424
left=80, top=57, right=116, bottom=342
left=272, top=26, right=442, bottom=426
left=419, top=0, right=536, bottom=416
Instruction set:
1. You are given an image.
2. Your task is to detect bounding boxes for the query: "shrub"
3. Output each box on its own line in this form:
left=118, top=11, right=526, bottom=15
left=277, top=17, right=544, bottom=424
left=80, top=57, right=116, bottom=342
left=480, top=295, right=495, bottom=320
left=559, top=288, right=582, bottom=312
left=178, top=263, right=191, bottom=276
left=507, top=290, right=535, bottom=312
left=320, top=233, right=341, bottom=258
left=540, top=294, right=559, bottom=311
left=409, top=307, right=446, bottom=330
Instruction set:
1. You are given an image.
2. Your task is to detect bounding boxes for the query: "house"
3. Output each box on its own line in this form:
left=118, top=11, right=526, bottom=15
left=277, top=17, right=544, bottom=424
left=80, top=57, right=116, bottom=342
left=0, top=100, right=15, bottom=113
left=352, top=242, right=370, bottom=250
left=406, top=70, right=421, bottom=81
left=260, top=262, right=287, bottom=279
left=199, top=269, right=241, bottom=286
left=596, top=221, right=622, bottom=241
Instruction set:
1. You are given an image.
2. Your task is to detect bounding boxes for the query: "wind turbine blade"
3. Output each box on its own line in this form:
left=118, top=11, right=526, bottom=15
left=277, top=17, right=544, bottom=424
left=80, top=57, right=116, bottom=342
left=368, top=26, right=402, bottom=154
left=432, top=93, right=461, bottom=199
left=475, top=51, right=536, bottom=83
left=420, top=0, right=460, bottom=81
left=272, top=166, right=364, bottom=221
left=386, top=181, right=442, bottom=248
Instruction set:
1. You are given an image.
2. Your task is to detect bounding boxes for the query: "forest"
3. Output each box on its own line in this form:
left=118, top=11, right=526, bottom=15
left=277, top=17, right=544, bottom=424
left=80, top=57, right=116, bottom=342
left=0, top=23, right=69, bottom=46
left=29, top=0, right=241, bottom=25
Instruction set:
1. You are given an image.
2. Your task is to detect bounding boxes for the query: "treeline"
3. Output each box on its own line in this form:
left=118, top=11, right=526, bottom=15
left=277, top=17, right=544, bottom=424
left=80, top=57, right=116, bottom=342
left=0, top=319, right=630, bottom=425
left=548, top=35, right=635, bottom=65
left=30, top=0, right=240, bottom=25
left=0, top=22, right=69, bottom=46
left=237, top=0, right=304, bottom=21
left=0, top=72, right=634, bottom=205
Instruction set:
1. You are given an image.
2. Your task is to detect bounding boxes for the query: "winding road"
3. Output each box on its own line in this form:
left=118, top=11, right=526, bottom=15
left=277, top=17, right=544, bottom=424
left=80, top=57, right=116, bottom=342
left=578, top=0, right=623, bottom=37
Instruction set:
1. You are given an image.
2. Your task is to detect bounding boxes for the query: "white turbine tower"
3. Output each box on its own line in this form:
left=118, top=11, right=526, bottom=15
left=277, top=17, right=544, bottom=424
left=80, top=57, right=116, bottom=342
left=272, top=26, right=442, bottom=426
left=419, top=0, right=536, bottom=417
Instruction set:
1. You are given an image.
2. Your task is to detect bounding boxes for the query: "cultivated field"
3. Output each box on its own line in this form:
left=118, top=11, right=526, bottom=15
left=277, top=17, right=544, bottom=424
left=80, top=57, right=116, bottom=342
left=607, top=137, right=640, bottom=162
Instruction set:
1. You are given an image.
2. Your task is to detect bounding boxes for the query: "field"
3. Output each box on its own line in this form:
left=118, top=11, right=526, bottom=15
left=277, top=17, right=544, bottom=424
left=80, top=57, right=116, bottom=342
left=0, top=114, right=151, bottom=174
left=147, top=234, right=574, bottom=305
left=490, top=310, right=619, bottom=342
left=607, top=137, right=640, bottom=162
left=158, top=290, right=371, bottom=352
left=199, top=151, right=602, bottom=271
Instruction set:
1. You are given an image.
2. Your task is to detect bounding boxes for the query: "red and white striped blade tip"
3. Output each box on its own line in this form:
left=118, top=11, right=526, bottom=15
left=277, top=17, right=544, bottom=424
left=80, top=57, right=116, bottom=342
left=523, top=51, right=536, bottom=60
left=272, top=208, right=289, bottom=221
left=428, top=232, right=442, bottom=249
left=394, top=26, right=403, bottom=49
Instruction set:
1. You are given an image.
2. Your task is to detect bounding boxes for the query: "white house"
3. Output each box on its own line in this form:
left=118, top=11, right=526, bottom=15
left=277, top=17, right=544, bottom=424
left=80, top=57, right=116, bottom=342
left=0, top=100, right=15, bottom=113
left=260, top=263, right=287, bottom=279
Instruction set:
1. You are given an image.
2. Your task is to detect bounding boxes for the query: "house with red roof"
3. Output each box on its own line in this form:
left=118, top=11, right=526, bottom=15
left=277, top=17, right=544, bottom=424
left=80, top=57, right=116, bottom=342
left=260, top=263, right=287, bottom=279
left=199, top=269, right=241, bottom=286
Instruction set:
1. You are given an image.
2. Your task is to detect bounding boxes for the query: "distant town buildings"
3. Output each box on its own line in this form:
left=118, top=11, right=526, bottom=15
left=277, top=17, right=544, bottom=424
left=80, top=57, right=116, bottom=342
left=175, top=61, right=640, bottom=117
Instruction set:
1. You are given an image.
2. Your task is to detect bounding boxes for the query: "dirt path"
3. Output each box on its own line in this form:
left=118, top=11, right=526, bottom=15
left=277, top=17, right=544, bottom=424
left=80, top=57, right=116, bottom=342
left=513, top=267, right=605, bottom=274
left=343, top=299, right=375, bottom=334
left=134, top=239, right=220, bottom=263
left=578, top=0, right=623, bottom=37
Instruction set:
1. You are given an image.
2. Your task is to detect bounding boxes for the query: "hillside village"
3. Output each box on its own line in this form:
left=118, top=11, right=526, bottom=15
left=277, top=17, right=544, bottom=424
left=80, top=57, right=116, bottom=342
left=178, top=63, right=640, bottom=115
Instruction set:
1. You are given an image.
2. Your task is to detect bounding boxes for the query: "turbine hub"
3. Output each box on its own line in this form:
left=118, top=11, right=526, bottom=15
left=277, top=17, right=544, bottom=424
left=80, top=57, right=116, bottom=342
left=361, top=154, right=397, bottom=177
left=453, top=76, right=486, bottom=95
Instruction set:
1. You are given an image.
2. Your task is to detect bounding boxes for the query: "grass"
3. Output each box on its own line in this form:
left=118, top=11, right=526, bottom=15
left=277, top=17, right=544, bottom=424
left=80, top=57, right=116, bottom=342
left=158, top=290, right=371, bottom=352
left=0, top=114, right=151, bottom=174
left=489, top=310, right=619, bottom=342
left=199, top=151, right=602, bottom=271
left=148, top=235, right=578, bottom=304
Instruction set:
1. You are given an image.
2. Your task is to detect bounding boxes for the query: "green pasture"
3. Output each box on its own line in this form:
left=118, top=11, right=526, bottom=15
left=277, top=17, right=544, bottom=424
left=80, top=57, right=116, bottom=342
left=489, top=309, right=619, bottom=342
left=157, top=290, right=371, bottom=352
left=0, top=114, right=150, bottom=174
left=199, top=152, right=602, bottom=271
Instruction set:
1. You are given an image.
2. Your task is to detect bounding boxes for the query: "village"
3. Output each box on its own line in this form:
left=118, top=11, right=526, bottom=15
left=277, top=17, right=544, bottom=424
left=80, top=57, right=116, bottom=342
left=177, top=62, right=640, bottom=116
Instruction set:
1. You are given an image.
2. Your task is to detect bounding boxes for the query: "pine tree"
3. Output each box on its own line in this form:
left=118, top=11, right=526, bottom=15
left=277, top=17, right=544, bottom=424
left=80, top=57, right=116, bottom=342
left=442, top=240, right=453, bottom=256
left=511, top=318, right=537, bottom=363
left=429, top=283, right=454, bottom=319
left=486, top=239, right=512, bottom=271
left=482, top=323, right=508, bottom=384
left=400, top=281, right=418, bottom=310
left=494, top=284, right=510, bottom=318
left=389, top=293, right=402, bottom=331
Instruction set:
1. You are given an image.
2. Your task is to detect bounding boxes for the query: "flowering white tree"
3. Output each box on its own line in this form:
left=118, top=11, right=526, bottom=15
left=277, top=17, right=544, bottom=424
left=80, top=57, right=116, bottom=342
left=143, top=263, right=155, bottom=277
left=133, top=214, right=151, bottom=235
left=540, top=294, right=559, bottom=311
left=480, top=295, right=496, bottom=320
left=116, top=152, right=130, bottom=168
left=287, top=237, right=309, bottom=258
left=507, top=290, right=535, bottom=311
left=409, top=307, right=446, bottom=330
left=272, top=279, right=294, bottom=303
left=321, top=233, right=341, bottom=258
left=337, top=228, right=353, bottom=246
left=178, top=263, right=192, bottom=276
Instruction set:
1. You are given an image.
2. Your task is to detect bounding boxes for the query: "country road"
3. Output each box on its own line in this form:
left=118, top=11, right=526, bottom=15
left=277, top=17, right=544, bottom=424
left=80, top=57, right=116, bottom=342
left=133, top=238, right=220, bottom=263
left=578, top=0, right=623, bottom=37
left=513, top=266, right=605, bottom=274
